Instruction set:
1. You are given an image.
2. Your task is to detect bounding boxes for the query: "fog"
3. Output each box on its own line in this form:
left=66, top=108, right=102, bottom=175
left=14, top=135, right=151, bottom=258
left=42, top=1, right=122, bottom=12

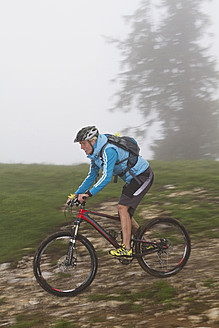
left=0, top=0, right=218, bottom=165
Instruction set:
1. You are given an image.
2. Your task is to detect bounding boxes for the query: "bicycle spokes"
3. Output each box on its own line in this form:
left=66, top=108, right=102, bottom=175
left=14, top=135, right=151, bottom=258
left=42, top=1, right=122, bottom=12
left=135, top=217, right=191, bottom=277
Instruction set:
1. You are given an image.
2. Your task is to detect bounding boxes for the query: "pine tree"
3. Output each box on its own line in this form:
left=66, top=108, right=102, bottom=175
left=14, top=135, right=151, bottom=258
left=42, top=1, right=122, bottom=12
left=111, top=0, right=219, bottom=159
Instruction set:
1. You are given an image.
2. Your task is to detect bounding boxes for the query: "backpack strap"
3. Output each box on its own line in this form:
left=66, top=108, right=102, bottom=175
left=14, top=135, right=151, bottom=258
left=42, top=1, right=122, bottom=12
left=118, top=162, right=141, bottom=184
left=99, top=142, right=117, bottom=182
left=99, top=139, right=141, bottom=184
left=99, top=141, right=108, bottom=164
left=99, top=139, right=131, bottom=166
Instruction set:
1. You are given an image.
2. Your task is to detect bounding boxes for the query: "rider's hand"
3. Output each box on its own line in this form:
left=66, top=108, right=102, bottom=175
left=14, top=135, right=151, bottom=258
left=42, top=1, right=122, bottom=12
left=65, top=193, right=76, bottom=206
left=78, top=194, right=89, bottom=203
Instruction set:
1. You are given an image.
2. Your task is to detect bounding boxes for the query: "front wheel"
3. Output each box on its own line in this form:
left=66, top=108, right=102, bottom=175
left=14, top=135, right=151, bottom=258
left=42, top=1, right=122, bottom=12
left=135, top=217, right=191, bottom=277
left=33, top=231, right=98, bottom=297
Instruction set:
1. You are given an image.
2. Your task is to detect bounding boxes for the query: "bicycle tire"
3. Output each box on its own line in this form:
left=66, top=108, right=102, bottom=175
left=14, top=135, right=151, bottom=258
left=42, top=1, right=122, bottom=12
left=135, top=217, right=191, bottom=277
left=33, top=231, right=98, bottom=297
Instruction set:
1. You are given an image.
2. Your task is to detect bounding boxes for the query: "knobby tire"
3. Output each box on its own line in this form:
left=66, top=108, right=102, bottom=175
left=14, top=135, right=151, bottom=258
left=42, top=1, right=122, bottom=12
left=33, top=231, right=98, bottom=297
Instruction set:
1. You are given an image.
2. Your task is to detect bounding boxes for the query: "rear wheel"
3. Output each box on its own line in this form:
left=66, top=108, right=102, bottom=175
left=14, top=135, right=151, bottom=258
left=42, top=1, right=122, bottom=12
left=135, top=217, right=191, bottom=277
left=33, top=231, right=98, bottom=297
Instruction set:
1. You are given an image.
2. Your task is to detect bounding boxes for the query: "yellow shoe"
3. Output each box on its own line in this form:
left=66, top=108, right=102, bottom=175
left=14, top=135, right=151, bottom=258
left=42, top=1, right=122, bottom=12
left=109, top=244, right=133, bottom=258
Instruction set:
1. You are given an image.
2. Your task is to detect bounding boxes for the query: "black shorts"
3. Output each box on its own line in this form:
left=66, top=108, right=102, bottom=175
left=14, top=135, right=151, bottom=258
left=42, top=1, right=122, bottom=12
left=118, top=167, right=154, bottom=217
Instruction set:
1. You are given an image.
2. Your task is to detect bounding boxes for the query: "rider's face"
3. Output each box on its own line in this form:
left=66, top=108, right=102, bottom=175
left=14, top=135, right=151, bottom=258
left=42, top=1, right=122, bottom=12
left=80, top=140, right=93, bottom=155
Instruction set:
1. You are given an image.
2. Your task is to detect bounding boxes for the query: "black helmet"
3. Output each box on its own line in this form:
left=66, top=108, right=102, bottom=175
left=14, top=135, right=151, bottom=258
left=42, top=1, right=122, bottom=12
left=74, top=126, right=99, bottom=143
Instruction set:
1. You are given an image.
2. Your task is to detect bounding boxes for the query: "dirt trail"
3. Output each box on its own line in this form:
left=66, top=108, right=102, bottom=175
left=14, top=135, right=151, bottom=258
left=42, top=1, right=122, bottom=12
left=0, top=202, right=218, bottom=328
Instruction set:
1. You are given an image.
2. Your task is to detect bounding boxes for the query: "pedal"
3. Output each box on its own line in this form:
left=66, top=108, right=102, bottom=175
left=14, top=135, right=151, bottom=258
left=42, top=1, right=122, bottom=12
left=119, top=258, right=133, bottom=265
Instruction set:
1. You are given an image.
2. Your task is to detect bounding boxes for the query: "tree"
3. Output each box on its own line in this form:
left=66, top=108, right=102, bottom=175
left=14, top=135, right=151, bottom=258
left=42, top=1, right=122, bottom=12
left=111, top=0, right=219, bottom=160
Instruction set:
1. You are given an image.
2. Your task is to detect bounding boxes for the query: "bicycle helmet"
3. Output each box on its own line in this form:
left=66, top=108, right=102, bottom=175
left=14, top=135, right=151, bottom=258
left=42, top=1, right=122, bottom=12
left=74, top=126, right=99, bottom=143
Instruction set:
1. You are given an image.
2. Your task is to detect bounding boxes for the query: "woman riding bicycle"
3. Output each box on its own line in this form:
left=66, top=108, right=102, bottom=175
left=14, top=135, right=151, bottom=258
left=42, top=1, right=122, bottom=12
left=66, top=126, right=154, bottom=258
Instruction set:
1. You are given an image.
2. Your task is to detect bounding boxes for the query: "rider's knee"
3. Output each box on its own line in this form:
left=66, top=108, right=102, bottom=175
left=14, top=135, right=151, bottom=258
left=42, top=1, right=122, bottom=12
left=118, top=204, right=129, bottom=214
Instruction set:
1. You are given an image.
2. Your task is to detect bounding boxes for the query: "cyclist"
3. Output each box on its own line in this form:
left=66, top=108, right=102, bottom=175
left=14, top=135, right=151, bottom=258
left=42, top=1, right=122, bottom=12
left=66, top=126, right=154, bottom=258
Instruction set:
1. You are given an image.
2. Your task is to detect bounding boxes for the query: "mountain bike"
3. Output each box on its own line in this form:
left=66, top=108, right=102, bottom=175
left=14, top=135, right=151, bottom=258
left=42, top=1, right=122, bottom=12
left=33, top=199, right=191, bottom=297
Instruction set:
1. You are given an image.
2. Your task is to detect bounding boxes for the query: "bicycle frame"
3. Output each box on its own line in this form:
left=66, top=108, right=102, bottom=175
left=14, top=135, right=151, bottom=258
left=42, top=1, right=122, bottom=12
left=73, top=207, right=121, bottom=249
left=70, top=206, right=161, bottom=258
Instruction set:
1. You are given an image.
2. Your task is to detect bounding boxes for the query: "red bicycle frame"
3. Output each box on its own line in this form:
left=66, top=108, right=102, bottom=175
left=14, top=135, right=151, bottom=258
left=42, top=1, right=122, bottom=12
left=75, top=208, right=121, bottom=249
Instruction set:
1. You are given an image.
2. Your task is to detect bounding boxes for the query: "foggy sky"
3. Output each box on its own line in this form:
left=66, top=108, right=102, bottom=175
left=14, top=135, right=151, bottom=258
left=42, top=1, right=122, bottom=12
left=0, top=0, right=218, bottom=165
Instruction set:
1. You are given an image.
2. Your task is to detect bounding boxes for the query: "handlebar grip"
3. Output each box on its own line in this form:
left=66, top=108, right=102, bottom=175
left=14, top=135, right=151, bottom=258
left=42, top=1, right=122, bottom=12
left=66, top=199, right=72, bottom=206
left=66, top=196, right=87, bottom=207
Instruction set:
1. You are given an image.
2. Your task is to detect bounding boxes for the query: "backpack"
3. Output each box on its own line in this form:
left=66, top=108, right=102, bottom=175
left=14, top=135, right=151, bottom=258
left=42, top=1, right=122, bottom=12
left=100, top=134, right=141, bottom=183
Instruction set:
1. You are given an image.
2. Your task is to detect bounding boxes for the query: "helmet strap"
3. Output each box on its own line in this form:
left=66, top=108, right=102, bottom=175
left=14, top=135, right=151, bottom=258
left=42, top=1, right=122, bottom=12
left=88, top=140, right=94, bottom=154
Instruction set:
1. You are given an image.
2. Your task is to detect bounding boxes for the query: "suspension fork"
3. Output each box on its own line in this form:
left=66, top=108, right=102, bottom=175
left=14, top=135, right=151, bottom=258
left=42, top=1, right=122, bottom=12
left=65, top=218, right=81, bottom=266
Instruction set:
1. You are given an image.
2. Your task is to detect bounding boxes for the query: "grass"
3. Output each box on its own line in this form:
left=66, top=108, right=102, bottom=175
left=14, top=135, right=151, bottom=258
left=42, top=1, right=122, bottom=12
left=136, top=160, right=219, bottom=237
left=90, top=317, right=106, bottom=323
left=0, top=163, right=92, bottom=264
left=0, top=160, right=218, bottom=264
left=10, top=313, right=43, bottom=328
left=203, top=278, right=218, bottom=288
left=9, top=314, right=77, bottom=328
left=50, top=321, right=76, bottom=328
left=87, top=280, right=177, bottom=311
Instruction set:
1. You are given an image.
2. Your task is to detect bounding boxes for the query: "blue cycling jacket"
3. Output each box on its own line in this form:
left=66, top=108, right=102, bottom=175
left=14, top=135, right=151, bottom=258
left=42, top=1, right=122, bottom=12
left=75, top=134, right=149, bottom=196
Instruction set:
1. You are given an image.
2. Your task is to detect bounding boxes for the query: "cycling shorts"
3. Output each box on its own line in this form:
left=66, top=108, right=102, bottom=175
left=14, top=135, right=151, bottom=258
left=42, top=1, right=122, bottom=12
left=118, top=167, right=154, bottom=217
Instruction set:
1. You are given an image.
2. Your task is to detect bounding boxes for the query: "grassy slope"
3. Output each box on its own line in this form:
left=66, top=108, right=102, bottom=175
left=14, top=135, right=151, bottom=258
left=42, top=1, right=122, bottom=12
left=0, top=161, right=218, bottom=264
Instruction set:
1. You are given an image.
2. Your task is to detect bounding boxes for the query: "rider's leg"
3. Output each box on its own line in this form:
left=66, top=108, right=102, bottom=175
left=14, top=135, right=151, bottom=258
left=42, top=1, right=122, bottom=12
left=119, top=168, right=154, bottom=240
left=131, top=217, right=139, bottom=235
left=118, top=204, right=132, bottom=250
left=110, top=168, right=154, bottom=257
